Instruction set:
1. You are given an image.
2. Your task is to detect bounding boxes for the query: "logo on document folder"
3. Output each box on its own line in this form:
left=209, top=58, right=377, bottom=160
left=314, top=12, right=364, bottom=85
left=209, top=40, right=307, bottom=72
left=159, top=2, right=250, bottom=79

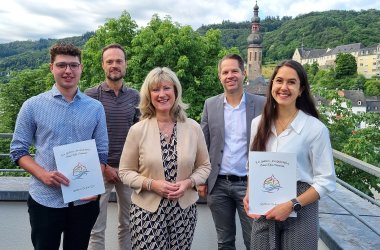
left=72, top=163, right=90, bottom=180
left=262, top=174, right=282, bottom=193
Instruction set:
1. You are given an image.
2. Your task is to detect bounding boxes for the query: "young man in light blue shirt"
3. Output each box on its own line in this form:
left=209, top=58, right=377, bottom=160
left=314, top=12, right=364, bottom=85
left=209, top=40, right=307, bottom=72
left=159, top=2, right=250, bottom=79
left=10, top=43, right=108, bottom=250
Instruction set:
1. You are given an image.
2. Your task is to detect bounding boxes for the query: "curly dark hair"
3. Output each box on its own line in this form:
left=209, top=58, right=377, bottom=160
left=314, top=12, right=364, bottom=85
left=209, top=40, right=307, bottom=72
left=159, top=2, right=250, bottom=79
left=50, top=42, right=81, bottom=63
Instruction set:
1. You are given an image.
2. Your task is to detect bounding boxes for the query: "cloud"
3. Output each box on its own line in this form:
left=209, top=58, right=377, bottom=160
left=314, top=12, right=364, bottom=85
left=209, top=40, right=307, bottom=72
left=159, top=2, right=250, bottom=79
left=263, top=0, right=378, bottom=17
left=0, top=0, right=379, bottom=44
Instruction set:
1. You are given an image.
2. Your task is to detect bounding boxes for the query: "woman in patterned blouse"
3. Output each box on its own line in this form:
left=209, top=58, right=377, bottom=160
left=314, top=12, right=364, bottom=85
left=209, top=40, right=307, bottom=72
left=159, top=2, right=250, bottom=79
left=119, top=67, right=211, bottom=249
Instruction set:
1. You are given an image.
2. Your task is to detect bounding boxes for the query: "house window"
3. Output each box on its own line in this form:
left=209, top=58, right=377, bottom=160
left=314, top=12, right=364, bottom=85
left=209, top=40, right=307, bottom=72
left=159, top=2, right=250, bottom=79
left=357, top=101, right=362, bottom=105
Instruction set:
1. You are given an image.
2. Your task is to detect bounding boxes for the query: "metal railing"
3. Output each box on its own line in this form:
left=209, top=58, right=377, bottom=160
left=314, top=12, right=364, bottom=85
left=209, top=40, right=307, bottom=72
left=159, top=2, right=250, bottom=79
left=0, top=133, right=30, bottom=173
left=333, top=149, right=380, bottom=178
left=4, top=134, right=379, bottom=176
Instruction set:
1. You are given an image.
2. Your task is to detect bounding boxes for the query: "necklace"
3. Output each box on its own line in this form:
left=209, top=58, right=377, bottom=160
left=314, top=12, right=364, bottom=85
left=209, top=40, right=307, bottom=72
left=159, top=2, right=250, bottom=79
left=276, top=109, right=299, bottom=134
left=158, top=121, right=174, bottom=142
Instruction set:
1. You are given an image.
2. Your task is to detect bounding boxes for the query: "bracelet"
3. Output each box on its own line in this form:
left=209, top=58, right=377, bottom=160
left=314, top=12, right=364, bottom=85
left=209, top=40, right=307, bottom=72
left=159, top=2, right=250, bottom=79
left=148, top=179, right=154, bottom=191
left=146, top=178, right=153, bottom=191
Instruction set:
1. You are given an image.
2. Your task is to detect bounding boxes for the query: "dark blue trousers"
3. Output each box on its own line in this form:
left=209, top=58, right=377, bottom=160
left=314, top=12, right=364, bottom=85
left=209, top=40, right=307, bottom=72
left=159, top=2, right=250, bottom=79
left=27, top=196, right=99, bottom=250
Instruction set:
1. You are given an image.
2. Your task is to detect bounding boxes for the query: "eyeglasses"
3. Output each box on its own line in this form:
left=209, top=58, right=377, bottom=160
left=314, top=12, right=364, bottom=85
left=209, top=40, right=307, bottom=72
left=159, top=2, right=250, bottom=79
left=55, top=62, right=81, bottom=71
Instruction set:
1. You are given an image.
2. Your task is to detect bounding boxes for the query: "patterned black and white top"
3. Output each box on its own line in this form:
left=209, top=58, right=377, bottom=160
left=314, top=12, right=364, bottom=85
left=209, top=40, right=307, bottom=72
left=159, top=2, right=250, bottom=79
left=130, top=122, right=197, bottom=249
left=160, top=123, right=178, bottom=182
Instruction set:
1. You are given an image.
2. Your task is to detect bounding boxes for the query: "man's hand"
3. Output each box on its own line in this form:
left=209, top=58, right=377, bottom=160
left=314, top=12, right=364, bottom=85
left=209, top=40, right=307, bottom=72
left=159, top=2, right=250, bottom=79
left=40, top=171, right=69, bottom=187
left=197, top=184, right=208, bottom=198
left=18, top=155, right=69, bottom=187
left=103, top=165, right=121, bottom=183
left=80, top=195, right=99, bottom=201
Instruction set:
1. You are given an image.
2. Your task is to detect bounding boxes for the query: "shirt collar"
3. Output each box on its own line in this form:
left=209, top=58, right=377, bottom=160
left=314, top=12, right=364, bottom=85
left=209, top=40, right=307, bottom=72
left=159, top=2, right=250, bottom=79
left=223, top=92, right=246, bottom=107
left=289, top=110, right=307, bottom=134
left=51, top=84, right=82, bottom=100
left=101, top=81, right=126, bottom=93
left=270, top=109, right=307, bottom=135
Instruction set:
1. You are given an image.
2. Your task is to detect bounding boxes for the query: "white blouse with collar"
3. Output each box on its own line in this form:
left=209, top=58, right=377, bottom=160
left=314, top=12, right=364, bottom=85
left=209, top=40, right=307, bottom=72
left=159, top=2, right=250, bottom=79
left=250, top=110, right=336, bottom=197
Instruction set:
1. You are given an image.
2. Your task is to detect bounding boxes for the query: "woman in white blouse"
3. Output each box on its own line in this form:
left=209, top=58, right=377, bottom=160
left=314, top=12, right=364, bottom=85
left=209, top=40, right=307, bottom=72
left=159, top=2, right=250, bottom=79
left=244, top=60, right=336, bottom=250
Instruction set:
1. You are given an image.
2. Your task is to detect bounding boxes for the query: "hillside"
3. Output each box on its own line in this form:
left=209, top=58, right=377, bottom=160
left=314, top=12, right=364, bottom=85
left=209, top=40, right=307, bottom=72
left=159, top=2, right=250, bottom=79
left=197, top=9, right=380, bottom=63
left=0, top=32, right=94, bottom=82
left=1, top=9, right=380, bottom=80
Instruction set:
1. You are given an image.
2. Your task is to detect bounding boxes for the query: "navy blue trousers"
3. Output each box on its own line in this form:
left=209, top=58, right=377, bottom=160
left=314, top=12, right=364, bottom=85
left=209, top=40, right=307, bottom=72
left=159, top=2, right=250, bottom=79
left=27, top=196, right=99, bottom=250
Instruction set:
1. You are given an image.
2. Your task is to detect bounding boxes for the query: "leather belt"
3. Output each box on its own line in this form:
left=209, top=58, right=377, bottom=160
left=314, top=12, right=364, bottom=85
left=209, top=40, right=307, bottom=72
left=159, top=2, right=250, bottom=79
left=218, top=175, right=247, bottom=182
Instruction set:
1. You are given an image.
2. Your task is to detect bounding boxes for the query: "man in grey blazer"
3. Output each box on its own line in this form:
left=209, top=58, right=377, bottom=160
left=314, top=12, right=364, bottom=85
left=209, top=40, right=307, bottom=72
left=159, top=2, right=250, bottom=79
left=199, top=54, right=265, bottom=250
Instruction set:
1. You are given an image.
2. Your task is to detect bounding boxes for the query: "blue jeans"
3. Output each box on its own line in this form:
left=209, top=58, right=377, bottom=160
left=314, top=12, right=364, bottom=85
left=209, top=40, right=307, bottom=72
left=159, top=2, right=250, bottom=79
left=208, top=178, right=252, bottom=250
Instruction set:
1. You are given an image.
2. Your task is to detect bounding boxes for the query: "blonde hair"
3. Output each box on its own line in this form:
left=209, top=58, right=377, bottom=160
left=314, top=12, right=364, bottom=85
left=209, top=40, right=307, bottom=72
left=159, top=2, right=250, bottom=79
left=139, top=67, right=188, bottom=122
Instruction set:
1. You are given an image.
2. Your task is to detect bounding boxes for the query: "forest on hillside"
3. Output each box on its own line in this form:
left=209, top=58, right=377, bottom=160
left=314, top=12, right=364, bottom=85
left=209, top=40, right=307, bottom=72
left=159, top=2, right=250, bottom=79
left=199, top=9, right=380, bottom=63
left=1, top=9, right=380, bottom=79
left=0, top=32, right=94, bottom=80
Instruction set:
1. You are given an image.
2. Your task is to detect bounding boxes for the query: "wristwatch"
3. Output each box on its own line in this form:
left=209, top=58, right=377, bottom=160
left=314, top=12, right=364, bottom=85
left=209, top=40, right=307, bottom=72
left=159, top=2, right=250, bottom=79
left=291, top=198, right=302, bottom=212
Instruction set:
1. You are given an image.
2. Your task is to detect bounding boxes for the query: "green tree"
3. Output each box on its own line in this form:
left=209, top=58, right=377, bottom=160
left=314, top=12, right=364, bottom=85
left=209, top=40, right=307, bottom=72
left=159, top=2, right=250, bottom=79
left=304, top=62, right=319, bottom=84
left=349, top=74, right=366, bottom=90
left=310, top=61, right=319, bottom=76
left=0, top=65, right=52, bottom=131
left=312, top=69, right=336, bottom=88
left=0, top=65, right=52, bottom=174
left=81, top=11, right=138, bottom=90
left=316, top=87, right=380, bottom=197
left=335, top=53, right=357, bottom=79
left=128, top=15, right=226, bottom=120
left=364, top=78, right=380, bottom=96
left=339, top=127, right=380, bottom=196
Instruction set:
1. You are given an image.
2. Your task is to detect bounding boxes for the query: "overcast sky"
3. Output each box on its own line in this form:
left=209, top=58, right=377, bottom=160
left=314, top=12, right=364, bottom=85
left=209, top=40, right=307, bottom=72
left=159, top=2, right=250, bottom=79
left=0, top=0, right=378, bottom=44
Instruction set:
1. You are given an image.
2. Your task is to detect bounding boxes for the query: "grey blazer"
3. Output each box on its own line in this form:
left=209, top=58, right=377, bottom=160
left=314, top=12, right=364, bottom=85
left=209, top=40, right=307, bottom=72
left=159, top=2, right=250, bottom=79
left=200, top=92, right=265, bottom=194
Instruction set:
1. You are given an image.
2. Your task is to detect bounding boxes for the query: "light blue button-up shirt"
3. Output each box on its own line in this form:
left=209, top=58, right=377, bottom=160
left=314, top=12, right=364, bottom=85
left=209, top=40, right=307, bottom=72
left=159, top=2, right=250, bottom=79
left=220, top=93, right=248, bottom=176
left=10, top=85, right=108, bottom=208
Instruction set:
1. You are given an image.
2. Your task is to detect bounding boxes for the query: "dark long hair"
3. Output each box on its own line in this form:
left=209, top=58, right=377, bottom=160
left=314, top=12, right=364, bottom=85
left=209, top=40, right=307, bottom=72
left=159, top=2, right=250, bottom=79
left=251, top=60, right=319, bottom=151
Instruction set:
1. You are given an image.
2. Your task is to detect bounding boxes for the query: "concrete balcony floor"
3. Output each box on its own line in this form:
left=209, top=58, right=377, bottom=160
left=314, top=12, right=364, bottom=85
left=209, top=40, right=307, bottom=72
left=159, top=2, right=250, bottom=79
left=2, top=177, right=379, bottom=250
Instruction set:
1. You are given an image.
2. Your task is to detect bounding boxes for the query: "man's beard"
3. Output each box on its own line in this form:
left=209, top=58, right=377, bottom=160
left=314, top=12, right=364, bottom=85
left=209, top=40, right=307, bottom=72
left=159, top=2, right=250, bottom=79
left=107, top=73, right=124, bottom=81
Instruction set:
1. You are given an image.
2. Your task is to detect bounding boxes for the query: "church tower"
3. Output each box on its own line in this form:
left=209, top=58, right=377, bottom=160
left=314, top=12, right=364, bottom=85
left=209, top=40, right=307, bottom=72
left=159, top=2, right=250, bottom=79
left=247, top=1, right=263, bottom=81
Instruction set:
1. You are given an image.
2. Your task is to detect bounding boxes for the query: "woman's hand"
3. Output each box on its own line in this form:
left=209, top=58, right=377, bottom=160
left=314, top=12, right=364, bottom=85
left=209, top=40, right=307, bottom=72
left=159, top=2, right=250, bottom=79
left=151, top=180, right=180, bottom=198
left=167, top=179, right=192, bottom=200
left=243, top=193, right=261, bottom=219
left=265, top=201, right=293, bottom=221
